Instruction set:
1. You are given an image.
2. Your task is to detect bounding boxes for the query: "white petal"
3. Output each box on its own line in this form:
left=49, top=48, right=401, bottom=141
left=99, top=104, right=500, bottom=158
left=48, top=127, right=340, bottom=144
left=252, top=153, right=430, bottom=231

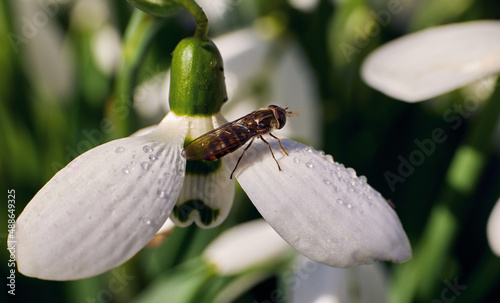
left=231, top=137, right=411, bottom=267
left=290, top=256, right=388, bottom=303
left=203, top=220, right=291, bottom=275
left=170, top=116, right=235, bottom=228
left=13, top=113, right=188, bottom=280
left=361, top=21, right=500, bottom=102
left=487, top=197, right=500, bottom=256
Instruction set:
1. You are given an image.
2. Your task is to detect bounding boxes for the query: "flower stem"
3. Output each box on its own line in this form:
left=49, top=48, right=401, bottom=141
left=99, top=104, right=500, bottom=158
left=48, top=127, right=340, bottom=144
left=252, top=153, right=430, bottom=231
left=391, top=78, right=500, bottom=303
left=175, top=0, right=209, bottom=40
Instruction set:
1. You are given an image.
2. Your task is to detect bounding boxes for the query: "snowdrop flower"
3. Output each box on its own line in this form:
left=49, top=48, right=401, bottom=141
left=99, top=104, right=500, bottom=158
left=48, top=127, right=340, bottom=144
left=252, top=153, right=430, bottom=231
left=487, top=197, right=500, bottom=256
left=289, top=256, right=388, bottom=303
left=11, top=33, right=410, bottom=281
left=361, top=20, right=500, bottom=102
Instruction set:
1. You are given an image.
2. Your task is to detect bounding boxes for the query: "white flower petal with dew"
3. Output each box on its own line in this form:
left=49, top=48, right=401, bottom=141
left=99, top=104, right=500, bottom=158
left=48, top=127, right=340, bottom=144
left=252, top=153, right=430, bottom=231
left=487, top=197, right=500, bottom=256
left=12, top=113, right=188, bottom=280
left=229, top=137, right=411, bottom=267
left=361, top=20, right=500, bottom=102
left=203, top=220, right=292, bottom=275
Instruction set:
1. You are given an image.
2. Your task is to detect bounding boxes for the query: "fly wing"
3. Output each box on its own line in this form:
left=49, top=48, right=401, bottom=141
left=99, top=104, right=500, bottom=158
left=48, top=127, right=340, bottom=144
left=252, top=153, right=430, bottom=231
left=182, top=117, right=256, bottom=161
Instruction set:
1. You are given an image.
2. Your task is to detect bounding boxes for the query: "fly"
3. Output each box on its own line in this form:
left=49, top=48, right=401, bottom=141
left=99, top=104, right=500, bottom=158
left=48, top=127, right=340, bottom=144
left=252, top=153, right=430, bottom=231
left=182, top=105, right=299, bottom=179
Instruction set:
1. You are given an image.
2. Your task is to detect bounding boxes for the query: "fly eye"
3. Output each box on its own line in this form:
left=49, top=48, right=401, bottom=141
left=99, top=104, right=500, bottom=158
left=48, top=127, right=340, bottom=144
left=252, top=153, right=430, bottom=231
left=274, top=110, right=287, bottom=129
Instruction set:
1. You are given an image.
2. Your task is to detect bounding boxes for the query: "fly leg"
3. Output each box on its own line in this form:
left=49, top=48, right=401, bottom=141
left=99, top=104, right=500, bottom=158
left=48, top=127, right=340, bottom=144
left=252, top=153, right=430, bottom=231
left=230, top=137, right=255, bottom=179
left=260, top=135, right=282, bottom=171
left=269, top=133, right=288, bottom=156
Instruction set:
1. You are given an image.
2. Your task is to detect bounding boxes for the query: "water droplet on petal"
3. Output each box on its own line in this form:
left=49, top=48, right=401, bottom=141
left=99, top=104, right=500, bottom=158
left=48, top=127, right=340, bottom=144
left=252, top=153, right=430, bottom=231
left=144, top=219, right=151, bottom=225
left=293, top=157, right=300, bottom=164
left=323, top=179, right=331, bottom=185
left=149, top=154, right=157, bottom=161
left=157, top=190, right=167, bottom=198
left=143, top=145, right=153, bottom=153
left=345, top=203, right=352, bottom=209
left=359, top=175, right=367, bottom=183
left=346, top=167, right=356, bottom=177
left=306, top=162, right=314, bottom=168
left=122, top=168, right=130, bottom=174
left=336, top=199, right=343, bottom=205
left=115, top=147, right=124, bottom=153
left=141, top=162, right=150, bottom=170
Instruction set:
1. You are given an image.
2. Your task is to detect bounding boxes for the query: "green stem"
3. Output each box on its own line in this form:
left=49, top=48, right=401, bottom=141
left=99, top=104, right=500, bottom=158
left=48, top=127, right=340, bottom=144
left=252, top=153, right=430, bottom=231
left=175, top=0, right=209, bottom=40
left=391, top=79, right=500, bottom=303
left=106, top=10, right=165, bottom=140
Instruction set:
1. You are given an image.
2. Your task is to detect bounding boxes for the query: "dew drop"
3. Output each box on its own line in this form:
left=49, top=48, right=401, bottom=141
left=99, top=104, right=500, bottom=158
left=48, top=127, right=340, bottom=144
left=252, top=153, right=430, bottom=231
left=141, top=162, right=150, bottom=170
left=336, top=199, right=343, bottom=205
left=144, top=219, right=151, bottom=225
left=345, top=203, right=352, bottom=209
left=359, top=175, right=367, bottom=183
left=157, top=190, right=167, bottom=198
left=323, top=179, right=331, bottom=185
left=293, top=157, right=300, bottom=164
left=333, top=186, right=339, bottom=192
left=324, top=155, right=334, bottom=163
left=304, top=147, right=313, bottom=153
left=143, top=145, right=152, bottom=153
left=149, top=154, right=157, bottom=161
left=346, top=167, right=356, bottom=177
left=115, top=147, right=124, bottom=153
left=122, top=168, right=130, bottom=174
left=306, top=162, right=314, bottom=168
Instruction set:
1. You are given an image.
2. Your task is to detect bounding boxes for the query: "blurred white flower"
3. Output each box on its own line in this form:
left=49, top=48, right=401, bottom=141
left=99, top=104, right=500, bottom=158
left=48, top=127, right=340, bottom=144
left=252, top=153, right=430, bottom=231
left=290, top=256, right=388, bottom=303
left=361, top=20, right=500, bottom=102
left=10, top=0, right=75, bottom=101
left=288, top=0, right=320, bottom=12
left=487, top=197, right=500, bottom=256
left=203, top=219, right=292, bottom=275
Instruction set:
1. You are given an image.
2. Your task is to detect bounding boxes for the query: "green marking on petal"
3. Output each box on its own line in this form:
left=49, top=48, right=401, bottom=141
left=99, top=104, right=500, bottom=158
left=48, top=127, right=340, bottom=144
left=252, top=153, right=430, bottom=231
left=186, top=159, right=221, bottom=175
left=173, top=199, right=220, bottom=226
left=183, top=137, right=221, bottom=175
